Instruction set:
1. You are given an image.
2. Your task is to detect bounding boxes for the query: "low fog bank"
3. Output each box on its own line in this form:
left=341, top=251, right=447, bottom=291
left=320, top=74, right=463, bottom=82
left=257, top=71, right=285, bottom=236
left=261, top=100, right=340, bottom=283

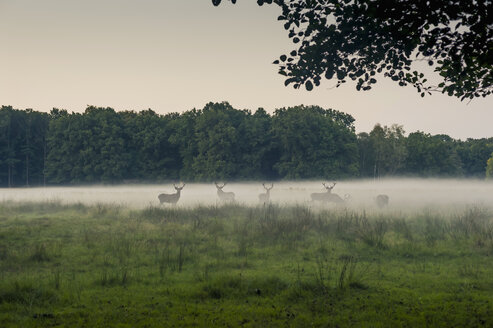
left=1, top=179, right=492, bottom=213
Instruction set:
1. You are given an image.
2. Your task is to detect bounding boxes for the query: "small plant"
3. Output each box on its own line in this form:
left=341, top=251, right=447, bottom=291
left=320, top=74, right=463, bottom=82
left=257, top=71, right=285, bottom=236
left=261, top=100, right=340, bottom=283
left=0, top=280, right=56, bottom=308
left=357, top=217, right=388, bottom=248
left=202, top=275, right=243, bottom=300
left=337, top=255, right=368, bottom=290
left=120, top=266, right=129, bottom=286
left=52, top=267, right=62, bottom=290
left=457, top=261, right=482, bottom=279
left=98, top=256, right=116, bottom=286
left=393, top=218, right=414, bottom=241
left=423, top=216, right=448, bottom=246
left=200, top=262, right=215, bottom=282
left=235, top=220, right=250, bottom=257
left=99, top=267, right=110, bottom=286
left=313, top=245, right=332, bottom=293
left=0, top=243, right=9, bottom=260
left=158, top=250, right=169, bottom=279
left=29, top=243, right=50, bottom=262
left=450, top=207, right=489, bottom=240
left=412, top=258, right=428, bottom=273
left=81, top=225, right=96, bottom=248
left=177, top=243, right=185, bottom=273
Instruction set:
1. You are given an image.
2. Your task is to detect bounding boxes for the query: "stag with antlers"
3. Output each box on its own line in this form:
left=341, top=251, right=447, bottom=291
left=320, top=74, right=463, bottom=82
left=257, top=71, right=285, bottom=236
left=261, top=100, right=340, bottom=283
left=258, top=183, right=274, bottom=204
left=158, top=183, right=185, bottom=205
left=310, top=182, right=350, bottom=204
left=214, top=182, right=235, bottom=202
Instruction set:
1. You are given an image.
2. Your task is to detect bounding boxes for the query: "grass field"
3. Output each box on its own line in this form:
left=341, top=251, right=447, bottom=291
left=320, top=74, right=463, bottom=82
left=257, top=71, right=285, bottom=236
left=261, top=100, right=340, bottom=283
left=0, top=201, right=492, bottom=327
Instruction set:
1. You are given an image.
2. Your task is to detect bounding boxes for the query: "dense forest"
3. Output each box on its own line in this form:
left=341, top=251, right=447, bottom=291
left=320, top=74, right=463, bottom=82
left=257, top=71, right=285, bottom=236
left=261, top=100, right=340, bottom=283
left=1, top=102, right=492, bottom=187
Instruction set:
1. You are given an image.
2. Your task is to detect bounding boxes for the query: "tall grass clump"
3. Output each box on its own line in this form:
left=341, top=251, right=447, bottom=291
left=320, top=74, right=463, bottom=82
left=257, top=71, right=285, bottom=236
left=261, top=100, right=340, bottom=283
left=420, top=213, right=448, bottom=246
left=0, top=279, right=57, bottom=309
left=356, top=217, right=388, bottom=248
left=449, top=206, right=490, bottom=240
left=392, top=217, right=414, bottom=242
left=336, top=255, right=367, bottom=290
left=29, top=243, right=51, bottom=262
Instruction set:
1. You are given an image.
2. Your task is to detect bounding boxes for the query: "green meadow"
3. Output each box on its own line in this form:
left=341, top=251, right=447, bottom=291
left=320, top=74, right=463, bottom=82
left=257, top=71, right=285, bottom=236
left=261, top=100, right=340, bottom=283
left=0, top=201, right=492, bottom=327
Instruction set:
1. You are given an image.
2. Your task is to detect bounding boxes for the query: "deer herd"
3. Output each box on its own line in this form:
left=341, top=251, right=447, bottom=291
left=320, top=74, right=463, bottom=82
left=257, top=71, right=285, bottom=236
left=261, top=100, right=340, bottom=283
left=158, top=182, right=390, bottom=208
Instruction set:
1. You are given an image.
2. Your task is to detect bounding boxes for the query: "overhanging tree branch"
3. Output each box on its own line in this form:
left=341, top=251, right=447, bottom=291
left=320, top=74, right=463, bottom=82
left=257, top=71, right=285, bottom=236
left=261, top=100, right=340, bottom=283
left=213, top=0, right=493, bottom=100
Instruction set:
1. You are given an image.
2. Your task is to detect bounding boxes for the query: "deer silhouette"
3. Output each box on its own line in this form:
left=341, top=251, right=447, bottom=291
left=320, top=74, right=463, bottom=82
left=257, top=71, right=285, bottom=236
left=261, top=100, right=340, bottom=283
left=215, top=182, right=235, bottom=202
left=258, top=183, right=274, bottom=204
left=375, top=194, right=389, bottom=208
left=310, top=182, right=350, bottom=204
left=158, top=183, right=185, bottom=205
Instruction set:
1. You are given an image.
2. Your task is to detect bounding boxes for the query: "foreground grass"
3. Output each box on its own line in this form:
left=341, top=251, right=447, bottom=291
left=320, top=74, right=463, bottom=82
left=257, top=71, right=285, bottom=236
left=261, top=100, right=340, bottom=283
left=0, top=201, right=492, bottom=327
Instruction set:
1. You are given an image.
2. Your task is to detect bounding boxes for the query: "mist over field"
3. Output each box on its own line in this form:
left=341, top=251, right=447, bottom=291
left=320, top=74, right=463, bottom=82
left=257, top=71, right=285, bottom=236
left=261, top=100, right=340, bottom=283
left=1, top=179, right=492, bottom=212
left=2, top=180, right=493, bottom=327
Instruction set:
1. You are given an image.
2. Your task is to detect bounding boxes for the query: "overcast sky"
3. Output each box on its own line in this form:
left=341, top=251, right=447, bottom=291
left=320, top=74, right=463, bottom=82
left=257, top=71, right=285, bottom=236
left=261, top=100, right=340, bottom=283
left=1, top=0, right=492, bottom=139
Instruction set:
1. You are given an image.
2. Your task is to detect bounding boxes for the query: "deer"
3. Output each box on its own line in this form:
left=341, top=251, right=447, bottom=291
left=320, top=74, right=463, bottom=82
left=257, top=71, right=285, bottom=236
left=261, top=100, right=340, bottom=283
left=214, top=182, right=235, bottom=202
left=310, top=182, right=350, bottom=204
left=375, top=194, right=389, bottom=208
left=158, top=183, right=185, bottom=205
left=258, top=183, right=274, bottom=204
left=310, top=182, right=336, bottom=201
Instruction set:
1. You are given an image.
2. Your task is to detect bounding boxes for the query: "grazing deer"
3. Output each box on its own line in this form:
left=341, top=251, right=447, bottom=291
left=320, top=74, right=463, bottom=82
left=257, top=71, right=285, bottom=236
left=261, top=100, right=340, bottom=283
left=375, top=194, right=389, bottom=208
left=215, top=182, right=235, bottom=202
left=158, top=183, right=185, bottom=205
left=310, top=182, right=350, bottom=204
left=258, top=183, right=274, bottom=204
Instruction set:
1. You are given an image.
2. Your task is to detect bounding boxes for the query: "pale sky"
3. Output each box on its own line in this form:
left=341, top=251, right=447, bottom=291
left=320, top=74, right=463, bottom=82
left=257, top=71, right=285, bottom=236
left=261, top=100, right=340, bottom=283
left=1, top=0, right=492, bottom=139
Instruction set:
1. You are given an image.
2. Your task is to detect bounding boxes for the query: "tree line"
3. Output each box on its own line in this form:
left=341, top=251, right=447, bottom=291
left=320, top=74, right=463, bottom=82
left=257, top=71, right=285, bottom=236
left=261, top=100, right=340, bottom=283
left=1, top=102, right=492, bottom=187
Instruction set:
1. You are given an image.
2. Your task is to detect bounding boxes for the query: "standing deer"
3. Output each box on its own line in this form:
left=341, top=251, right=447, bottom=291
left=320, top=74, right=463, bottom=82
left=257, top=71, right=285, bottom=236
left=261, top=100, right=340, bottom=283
left=215, top=182, right=235, bottom=202
left=310, top=182, right=336, bottom=201
left=258, top=183, right=274, bottom=204
left=158, top=183, right=185, bottom=205
left=310, top=182, right=350, bottom=204
left=375, top=194, right=389, bottom=208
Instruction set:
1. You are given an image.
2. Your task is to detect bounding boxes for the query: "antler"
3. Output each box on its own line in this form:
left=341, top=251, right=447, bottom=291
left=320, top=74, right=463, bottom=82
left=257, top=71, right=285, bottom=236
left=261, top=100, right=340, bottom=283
left=173, top=182, right=185, bottom=189
left=322, top=182, right=336, bottom=190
